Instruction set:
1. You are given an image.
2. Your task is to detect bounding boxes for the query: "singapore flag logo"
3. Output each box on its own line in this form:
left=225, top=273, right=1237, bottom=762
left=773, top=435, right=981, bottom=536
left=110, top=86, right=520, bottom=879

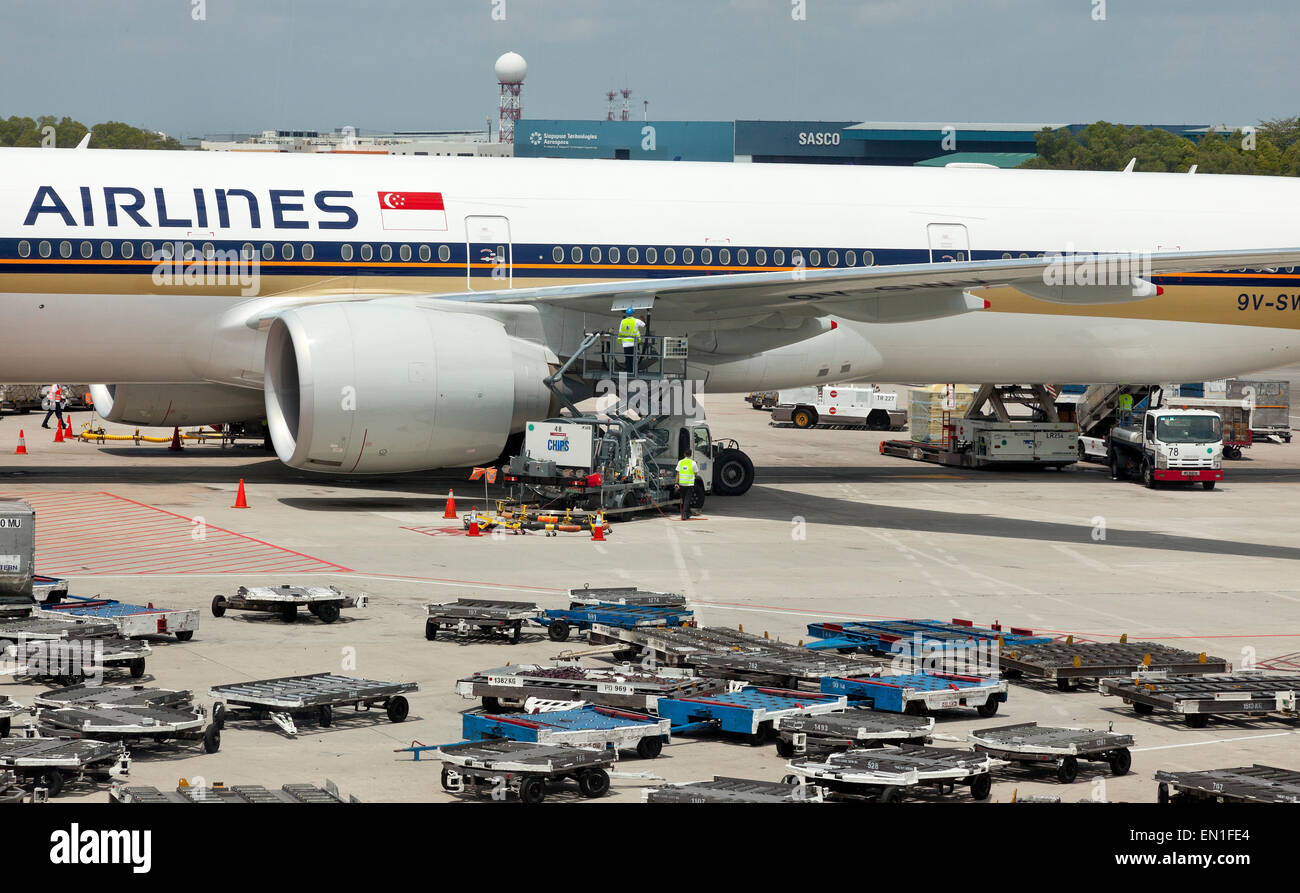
left=377, top=191, right=447, bottom=231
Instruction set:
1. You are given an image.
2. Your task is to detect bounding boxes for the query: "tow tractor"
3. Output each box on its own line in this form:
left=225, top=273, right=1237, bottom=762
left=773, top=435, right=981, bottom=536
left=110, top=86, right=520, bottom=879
left=771, top=384, right=906, bottom=431
left=500, top=332, right=755, bottom=519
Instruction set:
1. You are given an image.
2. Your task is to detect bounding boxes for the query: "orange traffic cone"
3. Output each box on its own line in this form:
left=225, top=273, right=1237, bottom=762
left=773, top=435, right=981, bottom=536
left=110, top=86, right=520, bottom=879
left=168, top=427, right=183, bottom=451
left=62, top=416, right=73, bottom=440
left=232, top=479, right=249, bottom=509
left=591, top=511, right=606, bottom=542
left=53, top=421, right=64, bottom=443
left=442, top=489, right=457, bottom=519
left=14, top=430, right=27, bottom=455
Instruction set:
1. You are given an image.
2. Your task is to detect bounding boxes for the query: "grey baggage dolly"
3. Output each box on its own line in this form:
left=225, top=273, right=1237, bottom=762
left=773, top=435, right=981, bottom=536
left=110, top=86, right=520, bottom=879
left=111, top=778, right=355, bottom=803
left=32, top=684, right=221, bottom=754
left=211, top=585, right=367, bottom=624
left=0, top=695, right=22, bottom=737
left=456, top=661, right=717, bottom=712
left=425, top=598, right=543, bottom=643
left=0, top=770, right=25, bottom=804
left=567, top=586, right=686, bottom=609
left=776, top=709, right=934, bottom=758
left=788, top=744, right=998, bottom=802
left=1100, top=672, right=1300, bottom=727
left=0, top=728, right=128, bottom=797
left=0, top=616, right=151, bottom=682
left=969, top=721, right=1134, bottom=783
left=1154, top=765, right=1300, bottom=804
left=644, top=776, right=823, bottom=804
left=209, top=673, right=417, bottom=737
left=419, top=739, right=618, bottom=803
left=999, top=641, right=1229, bottom=690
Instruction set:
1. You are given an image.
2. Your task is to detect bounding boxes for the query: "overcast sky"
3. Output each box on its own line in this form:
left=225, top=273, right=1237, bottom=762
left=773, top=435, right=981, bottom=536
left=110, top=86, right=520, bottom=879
left=2, top=0, right=1295, bottom=138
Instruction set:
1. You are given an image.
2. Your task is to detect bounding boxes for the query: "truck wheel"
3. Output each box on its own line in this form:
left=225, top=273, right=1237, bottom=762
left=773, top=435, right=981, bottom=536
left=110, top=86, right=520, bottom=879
left=792, top=408, right=816, bottom=429
left=1109, top=748, right=1132, bottom=775
left=577, top=768, right=610, bottom=798
left=1202, top=481, right=1216, bottom=490
left=969, top=773, right=992, bottom=801
left=635, top=736, right=663, bottom=759
left=211, top=595, right=227, bottom=617
left=386, top=696, right=410, bottom=723
left=547, top=619, right=570, bottom=642
left=867, top=410, right=890, bottom=431
left=518, top=777, right=546, bottom=804
left=203, top=724, right=221, bottom=754
left=1142, top=461, right=1156, bottom=488
left=316, top=603, right=340, bottom=624
left=1078, top=440, right=1087, bottom=461
left=1056, top=756, right=1078, bottom=784
left=975, top=696, right=1000, bottom=717
left=712, top=448, right=755, bottom=496
left=175, top=630, right=194, bottom=642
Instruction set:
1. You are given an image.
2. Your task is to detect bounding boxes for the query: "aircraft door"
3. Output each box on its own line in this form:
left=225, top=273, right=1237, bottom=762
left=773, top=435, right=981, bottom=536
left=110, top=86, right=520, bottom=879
left=465, top=215, right=512, bottom=289
left=927, top=223, right=970, bottom=263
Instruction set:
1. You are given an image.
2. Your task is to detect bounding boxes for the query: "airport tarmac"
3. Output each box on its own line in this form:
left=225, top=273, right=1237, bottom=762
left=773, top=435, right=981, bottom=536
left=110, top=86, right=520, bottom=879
left=1, top=386, right=1299, bottom=804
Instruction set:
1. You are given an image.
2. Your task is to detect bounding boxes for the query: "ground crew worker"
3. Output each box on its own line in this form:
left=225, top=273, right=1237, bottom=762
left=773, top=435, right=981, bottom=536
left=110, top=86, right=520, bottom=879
left=617, top=308, right=646, bottom=372
left=676, top=448, right=699, bottom=520
left=41, top=383, right=65, bottom=429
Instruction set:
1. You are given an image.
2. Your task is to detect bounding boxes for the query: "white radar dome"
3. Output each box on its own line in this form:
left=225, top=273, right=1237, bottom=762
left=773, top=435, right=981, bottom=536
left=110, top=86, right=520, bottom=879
left=495, top=52, right=527, bottom=84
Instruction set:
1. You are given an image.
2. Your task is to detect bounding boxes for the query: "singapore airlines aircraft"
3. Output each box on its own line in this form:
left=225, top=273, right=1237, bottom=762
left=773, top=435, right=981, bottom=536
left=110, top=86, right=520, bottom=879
left=3, top=146, right=1300, bottom=473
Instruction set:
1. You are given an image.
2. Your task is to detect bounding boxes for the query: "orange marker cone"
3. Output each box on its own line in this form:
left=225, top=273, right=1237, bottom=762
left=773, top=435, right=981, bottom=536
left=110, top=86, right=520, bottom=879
left=232, top=479, right=249, bottom=508
left=466, top=508, right=481, bottom=537
left=591, top=511, right=606, bottom=542
left=53, top=421, right=64, bottom=443
left=14, top=430, right=27, bottom=455
left=168, top=426, right=183, bottom=451
left=442, top=489, right=457, bottom=519
left=63, top=416, right=73, bottom=439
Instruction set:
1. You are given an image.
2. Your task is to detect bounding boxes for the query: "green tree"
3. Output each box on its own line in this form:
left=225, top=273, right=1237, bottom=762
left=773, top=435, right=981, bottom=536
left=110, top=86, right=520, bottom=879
left=0, top=115, right=182, bottom=149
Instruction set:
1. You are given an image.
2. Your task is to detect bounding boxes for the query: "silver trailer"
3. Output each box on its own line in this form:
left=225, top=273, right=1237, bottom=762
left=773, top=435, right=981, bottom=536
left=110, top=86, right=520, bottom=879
left=112, top=779, right=355, bottom=803
left=0, top=501, right=35, bottom=617
left=969, top=722, right=1134, bottom=783
left=209, top=673, right=417, bottom=737
left=0, top=728, right=129, bottom=796
left=212, top=584, right=367, bottom=624
left=1229, top=378, right=1291, bottom=442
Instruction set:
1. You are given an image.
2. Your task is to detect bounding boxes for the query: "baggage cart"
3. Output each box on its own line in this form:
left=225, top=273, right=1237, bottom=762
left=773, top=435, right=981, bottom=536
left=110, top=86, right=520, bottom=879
left=425, top=598, right=542, bottom=643
left=644, top=776, right=823, bottom=803
left=566, top=586, right=686, bottom=608
left=37, top=594, right=199, bottom=641
left=1154, top=765, right=1300, bottom=804
left=776, top=709, right=934, bottom=758
left=969, top=721, right=1134, bottom=783
left=456, top=661, right=717, bottom=712
left=1100, top=672, right=1300, bottom=726
left=463, top=703, right=671, bottom=758
left=209, top=673, right=417, bottom=737
left=1001, top=641, right=1229, bottom=689
left=0, top=728, right=128, bottom=796
left=821, top=672, right=1008, bottom=716
left=788, top=744, right=997, bottom=802
left=656, top=686, right=847, bottom=743
left=0, top=617, right=151, bottom=683
left=33, top=684, right=221, bottom=754
left=211, top=585, right=367, bottom=624
left=111, top=778, right=354, bottom=803
left=538, top=602, right=695, bottom=643
left=416, top=739, right=617, bottom=803
left=806, top=617, right=1051, bottom=654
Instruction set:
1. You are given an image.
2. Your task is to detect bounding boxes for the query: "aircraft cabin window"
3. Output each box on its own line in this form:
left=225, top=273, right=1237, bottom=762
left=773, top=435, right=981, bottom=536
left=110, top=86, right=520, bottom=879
left=737, top=248, right=749, bottom=265
left=380, top=244, right=392, bottom=262
left=844, top=250, right=855, bottom=266
left=701, top=248, right=712, bottom=265
left=791, top=250, right=804, bottom=266
left=360, top=244, right=373, bottom=261
left=301, top=243, right=315, bottom=261
left=182, top=242, right=195, bottom=260
left=609, top=246, right=621, bottom=263
left=1019, top=253, right=1029, bottom=259
left=809, top=250, right=821, bottom=266
left=645, top=247, right=657, bottom=264
left=399, top=244, right=411, bottom=262
left=590, top=246, right=601, bottom=263
left=773, top=249, right=785, bottom=265
left=100, top=241, right=113, bottom=259
left=419, top=244, right=431, bottom=262
left=120, top=241, right=133, bottom=259
left=1002, top=252, right=1013, bottom=260
left=570, top=246, right=582, bottom=263
left=59, top=241, right=72, bottom=258
left=755, top=248, right=767, bottom=265
left=719, top=248, right=730, bottom=265
left=141, top=241, right=154, bottom=259
left=664, top=247, right=676, bottom=264
left=682, top=248, right=694, bottom=264
left=552, top=246, right=564, bottom=263
left=202, top=242, right=214, bottom=259
left=282, top=243, right=295, bottom=261
left=827, top=249, right=838, bottom=266
left=38, top=241, right=51, bottom=258
left=627, top=246, right=639, bottom=264
left=79, top=241, right=92, bottom=259
left=17, top=240, right=30, bottom=258
left=341, top=244, right=354, bottom=261
left=438, top=244, right=450, bottom=262
left=261, top=243, right=274, bottom=261
left=240, top=243, right=253, bottom=260
left=862, top=250, right=874, bottom=266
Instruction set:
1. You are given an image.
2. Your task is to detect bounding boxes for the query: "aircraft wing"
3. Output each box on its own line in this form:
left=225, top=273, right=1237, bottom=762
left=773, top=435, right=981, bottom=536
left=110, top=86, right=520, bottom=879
left=451, top=247, right=1300, bottom=324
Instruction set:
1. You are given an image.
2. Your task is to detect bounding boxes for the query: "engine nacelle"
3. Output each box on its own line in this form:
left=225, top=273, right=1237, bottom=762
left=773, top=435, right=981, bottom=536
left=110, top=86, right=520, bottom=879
left=264, top=303, right=554, bottom=473
left=89, top=383, right=266, bottom=426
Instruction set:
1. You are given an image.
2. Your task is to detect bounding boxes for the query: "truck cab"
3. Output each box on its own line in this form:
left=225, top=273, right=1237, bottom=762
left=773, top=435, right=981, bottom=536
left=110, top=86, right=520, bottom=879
left=1108, top=409, right=1223, bottom=489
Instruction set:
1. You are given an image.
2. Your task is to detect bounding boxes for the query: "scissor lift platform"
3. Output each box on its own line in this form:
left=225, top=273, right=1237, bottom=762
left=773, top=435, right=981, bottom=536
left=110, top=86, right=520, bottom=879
left=821, top=672, right=1008, bottom=716
left=969, top=722, right=1134, bottom=783
left=789, top=744, right=997, bottom=802
left=111, top=779, right=353, bottom=803
left=776, top=709, right=935, bottom=758
left=1001, top=642, right=1229, bottom=690
left=1154, top=765, right=1300, bottom=804
left=656, top=686, right=847, bottom=743
left=416, top=739, right=617, bottom=803
left=644, top=776, right=822, bottom=804
left=211, top=585, right=367, bottom=624
left=425, top=598, right=542, bottom=643
left=1100, top=673, right=1300, bottom=727
left=463, top=704, right=671, bottom=759
left=457, top=662, right=716, bottom=712
left=37, top=594, right=199, bottom=641
left=806, top=618, right=1051, bottom=654
left=567, top=586, right=686, bottom=609
left=209, top=673, right=417, bottom=737
left=0, top=731, right=128, bottom=796
left=538, top=603, right=695, bottom=643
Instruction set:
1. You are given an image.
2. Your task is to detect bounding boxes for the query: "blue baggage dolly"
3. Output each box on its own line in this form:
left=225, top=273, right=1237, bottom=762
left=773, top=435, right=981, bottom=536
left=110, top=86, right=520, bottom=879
left=806, top=617, right=1051, bottom=654
left=463, top=704, right=672, bottom=758
left=821, top=672, right=1008, bottom=717
left=656, top=686, right=847, bottom=744
left=536, top=602, right=694, bottom=642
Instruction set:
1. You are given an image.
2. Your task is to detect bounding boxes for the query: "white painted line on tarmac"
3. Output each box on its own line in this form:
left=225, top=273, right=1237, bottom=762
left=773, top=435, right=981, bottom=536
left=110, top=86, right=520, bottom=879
left=1132, top=730, right=1298, bottom=753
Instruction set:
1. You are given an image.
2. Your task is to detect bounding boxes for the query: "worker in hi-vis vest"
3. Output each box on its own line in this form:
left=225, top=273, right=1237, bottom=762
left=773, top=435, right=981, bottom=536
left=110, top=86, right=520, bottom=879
left=675, top=448, right=699, bottom=520
left=42, top=383, right=66, bottom=429
left=617, top=308, right=646, bottom=372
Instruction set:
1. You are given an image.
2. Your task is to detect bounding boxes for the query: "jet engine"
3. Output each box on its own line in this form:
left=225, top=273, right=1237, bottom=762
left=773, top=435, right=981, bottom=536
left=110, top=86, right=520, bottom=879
left=264, top=303, right=554, bottom=473
left=89, top=383, right=267, bottom=427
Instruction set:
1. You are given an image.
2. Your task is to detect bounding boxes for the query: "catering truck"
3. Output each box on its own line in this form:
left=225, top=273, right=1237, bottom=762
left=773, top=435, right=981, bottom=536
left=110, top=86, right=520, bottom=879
left=1103, top=409, right=1224, bottom=490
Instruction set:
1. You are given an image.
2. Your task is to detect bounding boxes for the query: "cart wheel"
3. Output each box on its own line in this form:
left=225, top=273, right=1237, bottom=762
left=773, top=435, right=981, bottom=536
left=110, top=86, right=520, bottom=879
left=1133, top=702, right=1155, bottom=715
left=748, top=723, right=773, bottom=746
left=518, top=776, right=546, bottom=804
left=577, top=768, right=610, bottom=798
left=279, top=604, right=297, bottom=623
left=775, top=737, right=795, bottom=759
left=0, top=717, right=9, bottom=738
left=547, top=619, right=570, bottom=642
left=1056, top=755, right=1079, bottom=784
left=635, top=736, right=663, bottom=759
left=975, top=696, right=1000, bottom=718
left=57, top=672, right=86, bottom=687
left=1157, top=781, right=1171, bottom=805
left=1109, top=748, right=1132, bottom=776
left=1055, top=678, right=1075, bottom=692
left=969, top=773, right=992, bottom=801
left=316, top=603, right=341, bottom=624
left=129, top=658, right=146, bottom=679
left=904, top=701, right=928, bottom=717
left=1184, top=714, right=1209, bottom=729
left=41, top=768, right=65, bottom=797
left=425, top=618, right=438, bottom=641
left=203, top=724, right=221, bottom=754
left=307, top=603, right=320, bottom=616
left=482, top=697, right=501, bottom=712
left=318, top=705, right=333, bottom=727
left=175, top=630, right=195, bottom=642
left=509, top=622, right=522, bottom=645
left=386, top=696, right=410, bottom=723
left=212, top=703, right=226, bottom=730
left=211, top=595, right=227, bottom=618
left=877, top=786, right=899, bottom=804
